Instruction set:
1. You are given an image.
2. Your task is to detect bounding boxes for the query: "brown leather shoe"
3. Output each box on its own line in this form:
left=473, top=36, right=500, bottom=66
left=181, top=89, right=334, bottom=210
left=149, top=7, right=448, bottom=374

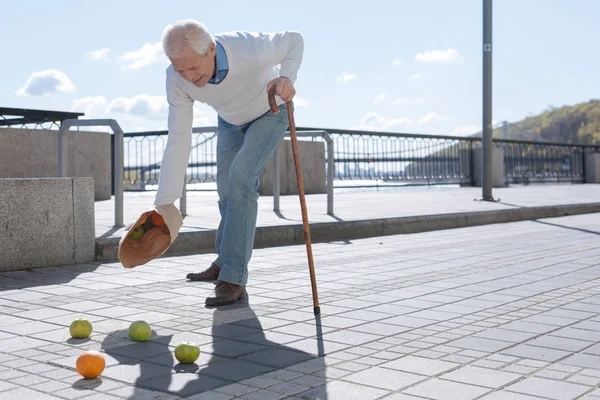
left=186, top=263, right=220, bottom=281
left=205, top=281, right=245, bottom=306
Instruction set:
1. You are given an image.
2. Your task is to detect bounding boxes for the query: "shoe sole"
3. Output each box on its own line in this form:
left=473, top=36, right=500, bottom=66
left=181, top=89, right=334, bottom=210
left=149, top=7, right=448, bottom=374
left=205, top=293, right=244, bottom=307
left=186, top=276, right=218, bottom=282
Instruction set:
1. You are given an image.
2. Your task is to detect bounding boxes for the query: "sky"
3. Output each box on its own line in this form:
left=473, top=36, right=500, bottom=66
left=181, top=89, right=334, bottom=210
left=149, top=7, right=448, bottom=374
left=1, top=0, right=599, bottom=136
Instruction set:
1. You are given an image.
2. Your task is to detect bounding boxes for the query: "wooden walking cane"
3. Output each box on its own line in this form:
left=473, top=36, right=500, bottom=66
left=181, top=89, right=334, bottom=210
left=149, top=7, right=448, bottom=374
left=268, top=86, right=321, bottom=315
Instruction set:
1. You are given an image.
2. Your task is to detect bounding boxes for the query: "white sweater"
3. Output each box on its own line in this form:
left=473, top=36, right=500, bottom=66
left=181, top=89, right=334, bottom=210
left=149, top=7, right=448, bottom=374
left=154, top=30, right=304, bottom=206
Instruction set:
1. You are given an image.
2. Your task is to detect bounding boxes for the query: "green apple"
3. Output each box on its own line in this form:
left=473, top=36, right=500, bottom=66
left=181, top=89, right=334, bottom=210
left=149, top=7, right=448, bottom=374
left=69, top=318, right=93, bottom=339
left=128, top=320, right=151, bottom=342
left=174, top=342, right=200, bottom=364
left=128, top=225, right=145, bottom=240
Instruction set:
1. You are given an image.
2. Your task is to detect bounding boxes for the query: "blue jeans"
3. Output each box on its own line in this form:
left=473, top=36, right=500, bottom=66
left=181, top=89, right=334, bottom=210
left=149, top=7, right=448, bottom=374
left=213, top=104, right=290, bottom=285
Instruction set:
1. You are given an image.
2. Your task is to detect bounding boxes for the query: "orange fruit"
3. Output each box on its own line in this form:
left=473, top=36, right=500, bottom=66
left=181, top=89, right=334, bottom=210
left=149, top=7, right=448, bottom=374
left=151, top=212, right=166, bottom=227
left=76, top=351, right=105, bottom=379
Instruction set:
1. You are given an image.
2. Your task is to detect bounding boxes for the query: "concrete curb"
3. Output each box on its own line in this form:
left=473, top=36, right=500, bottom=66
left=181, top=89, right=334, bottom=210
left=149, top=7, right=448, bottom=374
left=95, top=202, right=600, bottom=262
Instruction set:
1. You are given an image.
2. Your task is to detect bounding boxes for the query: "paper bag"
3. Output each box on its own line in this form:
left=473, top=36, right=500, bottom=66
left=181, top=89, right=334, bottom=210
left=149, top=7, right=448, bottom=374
left=118, top=204, right=183, bottom=268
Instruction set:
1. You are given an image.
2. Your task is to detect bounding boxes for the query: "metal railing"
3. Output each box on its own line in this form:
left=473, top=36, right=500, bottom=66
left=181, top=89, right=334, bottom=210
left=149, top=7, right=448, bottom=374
left=117, top=127, right=600, bottom=203
left=58, top=119, right=124, bottom=228
left=497, top=139, right=595, bottom=184
left=299, top=128, right=474, bottom=186
left=272, top=130, right=334, bottom=215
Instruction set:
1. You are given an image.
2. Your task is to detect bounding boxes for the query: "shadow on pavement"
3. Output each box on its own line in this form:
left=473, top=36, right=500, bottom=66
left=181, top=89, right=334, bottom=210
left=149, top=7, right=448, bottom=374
left=533, top=219, right=600, bottom=236
left=100, top=298, right=329, bottom=398
left=0, top=263, right=101, bottom=291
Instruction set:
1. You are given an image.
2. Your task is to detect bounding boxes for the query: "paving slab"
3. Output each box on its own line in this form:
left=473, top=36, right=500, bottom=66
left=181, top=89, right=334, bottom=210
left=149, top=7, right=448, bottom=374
left=2, top=213, right=600, bottom=398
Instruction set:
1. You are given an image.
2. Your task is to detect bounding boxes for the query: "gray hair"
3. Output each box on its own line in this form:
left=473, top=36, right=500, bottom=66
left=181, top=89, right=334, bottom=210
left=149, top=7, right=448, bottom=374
left=161, top=19, right=214, bottom=59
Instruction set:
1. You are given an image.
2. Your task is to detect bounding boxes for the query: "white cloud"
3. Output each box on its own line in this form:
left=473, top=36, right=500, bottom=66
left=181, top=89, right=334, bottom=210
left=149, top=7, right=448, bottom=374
left=374, top=94, right=386, bottom=104
left=393, top=97, right=425, bottom=106
left=353, top=112, right=415, bottom=132
left=336, top=72, right=358, bottom=83
left=410, top=73, right=422, bottom=81
left=451, top=124, right=480, bottom=136
left=392, top=59, right=402, bottom=66
left=71, top=96, right=108, bottom=116
left=415, top=48, right=459, bottom=63
left=86, top=48, right=113, bottom=62
left=16, top=69, right=76, bottom=96
left=107, top=95, right=168, bottom=118
left=293, top=97, right=310, bottom=107
left=118, top=42, right=164, bottom=70
left=418, top=112, right=455, bottom=124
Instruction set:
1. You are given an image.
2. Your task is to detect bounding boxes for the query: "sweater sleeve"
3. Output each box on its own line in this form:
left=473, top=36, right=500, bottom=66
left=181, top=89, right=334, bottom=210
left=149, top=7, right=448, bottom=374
left=154, top=70, right=194, bottom=206
left=256, top=31, right=304, bottom=83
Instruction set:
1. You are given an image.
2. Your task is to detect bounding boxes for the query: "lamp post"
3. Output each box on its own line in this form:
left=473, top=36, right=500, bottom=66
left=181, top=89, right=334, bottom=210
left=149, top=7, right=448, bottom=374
left=482, top=0, right=493, bottom=200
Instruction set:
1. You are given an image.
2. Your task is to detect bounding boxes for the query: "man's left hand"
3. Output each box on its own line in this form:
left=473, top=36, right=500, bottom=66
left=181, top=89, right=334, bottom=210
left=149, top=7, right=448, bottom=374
left=266, top=77, right=296, bottom=103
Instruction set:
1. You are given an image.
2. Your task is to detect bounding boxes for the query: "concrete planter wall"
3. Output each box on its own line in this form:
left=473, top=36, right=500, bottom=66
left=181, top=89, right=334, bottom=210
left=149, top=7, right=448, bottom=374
left=259, top=139, right=326, bottom=196
left=0, top=128, right=111, bottom=200
left=0, top=178, right=95, bottom=271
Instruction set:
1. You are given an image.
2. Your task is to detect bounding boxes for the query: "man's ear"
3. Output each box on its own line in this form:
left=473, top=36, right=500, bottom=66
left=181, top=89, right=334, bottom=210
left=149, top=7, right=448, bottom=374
left=209, top=42, right=216, bottom=56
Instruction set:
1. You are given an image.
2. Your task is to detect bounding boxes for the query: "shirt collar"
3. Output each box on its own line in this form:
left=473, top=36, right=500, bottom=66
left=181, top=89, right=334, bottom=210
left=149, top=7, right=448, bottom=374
left=208, top=41, right=228, bottom=84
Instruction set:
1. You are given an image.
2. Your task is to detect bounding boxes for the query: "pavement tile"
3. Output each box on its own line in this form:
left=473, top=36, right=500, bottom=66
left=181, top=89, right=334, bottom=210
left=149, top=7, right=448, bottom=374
left=0, top=381, right=17, bottom=392
left=267, top=381, right=312, bottom=396
left=501, top=344, right=572, bottom=362
left=582, top=343, right=600, bottom=355
left=298, top=380, right=390, bottom=400
left=505, top=377, right=590, bottom=400
left=567, top=374, right=600, bottom=386
left=107, top=385, right=180, bottom=399
left=238, top=348, right=317, bottom=368
left=382, top=355, right=459, bottom=376
left=347, top=322, right=412, bottom=336
left=186, top=392, right=233, bottom=400
left=553, top=327, right=600, bottom=342
left=343, top=366, right=425, bottom=390
left=536, top=369, right=571, bottom=380
left=404, top=377, right=492, bottom=399
left=380, top=315, right=437, bottom=329
left=528, top=335, right=595, bottom=352
left=560, top=353, right=600, bottom=369
left=446, top=336, right=514, bottom=352
left=440, top=365, right=522, bottom=388
left=500, top=321, right=559, bottom=334
left=474, top=327, right=540, bottom=343
left=0, top=387, right=62, bottom=400
left=238, top=389, right=287, bottom=400
left=480, top=391, right=554, bottom=399
left=320, top=329, right=382, bottom=345
left=0, top=336, right=51, bottom=352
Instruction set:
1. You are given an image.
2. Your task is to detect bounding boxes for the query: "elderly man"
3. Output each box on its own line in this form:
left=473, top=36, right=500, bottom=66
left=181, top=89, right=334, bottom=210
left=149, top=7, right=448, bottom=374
left=154, top=20, right=303, bottom=306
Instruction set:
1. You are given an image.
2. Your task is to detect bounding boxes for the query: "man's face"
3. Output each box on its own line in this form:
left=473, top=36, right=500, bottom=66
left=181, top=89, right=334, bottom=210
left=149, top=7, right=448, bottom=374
left=171, top=43, right=216, bottom=88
